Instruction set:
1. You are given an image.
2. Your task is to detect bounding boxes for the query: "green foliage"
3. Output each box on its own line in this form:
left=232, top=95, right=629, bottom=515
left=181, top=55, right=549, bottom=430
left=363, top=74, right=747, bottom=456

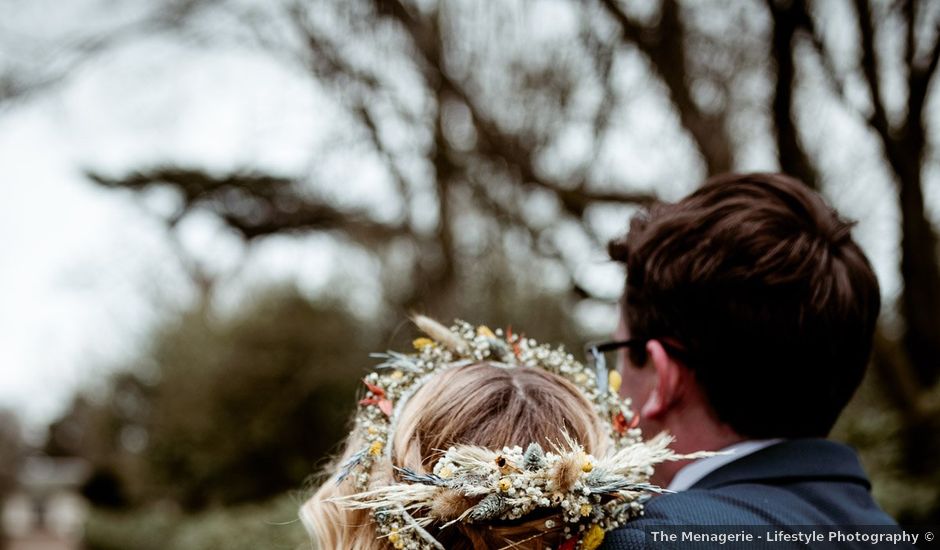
left=833, top=371, right=940, bottom=525
left=142, top=286, right=375, bottom=508
left=84, top=492, right=311, bottom=550
left=51, top=251, right=595, bottom=513
left=83, top=503, right=178, bottom=550
left=49, top=285, right=380, bottom=509
left=0, top=409, right=24, bottom=499
left=46, top=380, right=152, bottom=505
left=70, top=263, right=592, bottom=548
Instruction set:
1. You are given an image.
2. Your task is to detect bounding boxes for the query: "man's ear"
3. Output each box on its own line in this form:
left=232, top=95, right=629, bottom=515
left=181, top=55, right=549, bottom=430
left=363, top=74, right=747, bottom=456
left=639, top=339, right=684, bottom=420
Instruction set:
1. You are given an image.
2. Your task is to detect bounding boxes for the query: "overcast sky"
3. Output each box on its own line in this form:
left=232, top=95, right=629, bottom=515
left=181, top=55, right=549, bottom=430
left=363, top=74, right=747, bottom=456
left=0, top=28, right=347, bottom=431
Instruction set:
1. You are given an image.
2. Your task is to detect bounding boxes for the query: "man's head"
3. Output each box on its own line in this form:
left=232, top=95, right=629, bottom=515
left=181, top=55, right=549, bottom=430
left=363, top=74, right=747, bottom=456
left=609, top=173, right=880, bottom=444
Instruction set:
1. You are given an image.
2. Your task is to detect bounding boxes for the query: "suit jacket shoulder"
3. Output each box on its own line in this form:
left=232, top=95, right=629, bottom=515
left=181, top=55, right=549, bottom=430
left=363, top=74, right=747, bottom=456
left=599, top=439, right=904, bottom=550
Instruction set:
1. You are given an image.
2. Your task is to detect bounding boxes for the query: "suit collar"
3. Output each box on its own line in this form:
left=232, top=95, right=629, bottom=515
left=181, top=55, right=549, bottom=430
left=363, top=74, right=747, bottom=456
left=691, top=438, right=871, bottom=490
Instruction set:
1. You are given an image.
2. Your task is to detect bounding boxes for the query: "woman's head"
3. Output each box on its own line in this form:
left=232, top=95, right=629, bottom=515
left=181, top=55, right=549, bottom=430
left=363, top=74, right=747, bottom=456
left=302, top=361, right=608, bottom=549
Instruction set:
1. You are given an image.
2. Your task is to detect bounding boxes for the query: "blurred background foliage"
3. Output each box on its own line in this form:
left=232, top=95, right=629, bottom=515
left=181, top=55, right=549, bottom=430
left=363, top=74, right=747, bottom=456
left=0, top=411, right=25, bottom=500
left=82, top=493, right=308, bottom=550
left=2, top=0, right=940, bottom=547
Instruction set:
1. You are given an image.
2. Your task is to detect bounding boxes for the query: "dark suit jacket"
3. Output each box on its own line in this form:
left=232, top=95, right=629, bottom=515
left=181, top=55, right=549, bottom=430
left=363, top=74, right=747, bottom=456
left=600, top=439, right=911, bottom=549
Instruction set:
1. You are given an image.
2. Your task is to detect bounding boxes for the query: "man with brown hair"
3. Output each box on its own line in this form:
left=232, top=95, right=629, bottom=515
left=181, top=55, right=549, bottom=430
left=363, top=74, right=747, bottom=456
left=596, top=174, right=909, bottom=548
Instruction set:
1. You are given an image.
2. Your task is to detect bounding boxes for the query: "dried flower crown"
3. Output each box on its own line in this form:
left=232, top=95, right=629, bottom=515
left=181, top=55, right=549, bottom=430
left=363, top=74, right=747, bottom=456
left=330, top=316, right=706, bottom=550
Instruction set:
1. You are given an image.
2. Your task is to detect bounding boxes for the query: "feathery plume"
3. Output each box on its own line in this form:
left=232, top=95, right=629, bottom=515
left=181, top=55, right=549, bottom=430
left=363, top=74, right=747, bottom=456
left=413, top=315, right=468, bottom=353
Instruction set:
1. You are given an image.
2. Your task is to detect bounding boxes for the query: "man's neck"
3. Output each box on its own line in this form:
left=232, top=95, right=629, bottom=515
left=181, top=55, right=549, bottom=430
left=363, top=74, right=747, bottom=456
left=650, top=406, right=744, bottom=487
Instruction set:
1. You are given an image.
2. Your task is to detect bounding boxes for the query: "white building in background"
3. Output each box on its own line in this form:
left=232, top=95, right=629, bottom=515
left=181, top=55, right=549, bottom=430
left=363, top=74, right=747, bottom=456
left=2, top=457, right=90, bottom=545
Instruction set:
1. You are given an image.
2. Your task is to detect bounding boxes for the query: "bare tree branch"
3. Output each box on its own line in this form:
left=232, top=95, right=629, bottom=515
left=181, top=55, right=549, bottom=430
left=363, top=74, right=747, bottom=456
left=87, top=168, right=409, bottom=244
left=0, top=1, right=221, bottom=106
left=852, top=0, right=940, bottom=388
left=598, top=0, right=733, bottom=175
left=903, top=0, right=917, bottom=73
left=353, top=104, right=416, bottom=227
left=373, top=0, right=656, bottom=223
left=766, top=0, right=820, bottom=189
left=466, top=177, right=603, bottom=300
left=801, top=12, right=850, bottom=104
left=906, top=11, right=940, bottom=141
left=855, top=0, right=895, bottom=145
left=286, top=1, right=381, bottom=92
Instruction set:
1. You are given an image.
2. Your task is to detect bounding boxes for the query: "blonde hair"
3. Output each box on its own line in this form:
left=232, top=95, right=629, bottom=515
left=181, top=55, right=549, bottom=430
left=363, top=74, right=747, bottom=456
left=301, top=361, right=609, bottom=549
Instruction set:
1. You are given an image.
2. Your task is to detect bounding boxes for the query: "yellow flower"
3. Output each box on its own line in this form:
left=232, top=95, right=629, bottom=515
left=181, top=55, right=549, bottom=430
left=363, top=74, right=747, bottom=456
left=477, top=326, right=496, bottom=338
left=439, top=466, right=453, bottom=479
left=367, top=426, right=379, bottom=435
left=581, top=524, right=606, bottom=550
left=412, top=338, right=434, bottom=350
left=498, top=477, right=512, bottom=492
left=579, top=503, right=593, bottom=517
left=608, top=370, right=622, bottom=393
left=388, top=531, right=400, bottom=543
left=369, top=441, right=383, bottom=456
left=575, top=372, right=588, bottom=385
left=581, top=459, right=594, bottom=473
left=390, top=370, right=404, bottom=379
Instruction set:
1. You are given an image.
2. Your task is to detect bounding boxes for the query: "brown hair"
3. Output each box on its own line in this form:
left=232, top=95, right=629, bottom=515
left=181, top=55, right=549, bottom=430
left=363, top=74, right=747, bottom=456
left=609, top=173, right=880, bottom=438
left=301, top=362, right=608, bottom=549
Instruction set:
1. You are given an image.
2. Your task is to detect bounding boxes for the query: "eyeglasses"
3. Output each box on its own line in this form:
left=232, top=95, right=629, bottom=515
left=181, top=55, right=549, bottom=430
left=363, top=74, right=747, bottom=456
left=584, top=338, right=687, bottom=389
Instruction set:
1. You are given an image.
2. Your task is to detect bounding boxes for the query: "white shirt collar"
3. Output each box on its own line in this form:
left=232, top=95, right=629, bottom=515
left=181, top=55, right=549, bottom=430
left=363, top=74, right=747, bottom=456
left=666, top=439, right=785, bottom=492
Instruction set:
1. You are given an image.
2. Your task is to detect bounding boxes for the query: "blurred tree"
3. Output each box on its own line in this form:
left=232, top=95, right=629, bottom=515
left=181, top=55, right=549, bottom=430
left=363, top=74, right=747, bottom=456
left=47, top=258, right=586, bottom=510
left=95, top=0, right=940, bottom=444
left=0, top=409, right=25, bottom=500
left=48, top=286, right=378, bottom=509
left=16, top=0, right=940, bottom=524
left=47, top=383, right=152, bottom=507
left=142, top=287, right=375, bottom=508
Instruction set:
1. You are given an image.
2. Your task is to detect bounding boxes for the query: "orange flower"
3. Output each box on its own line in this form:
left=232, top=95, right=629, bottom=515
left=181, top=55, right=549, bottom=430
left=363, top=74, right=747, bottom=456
left=359, top=379, right=393, bottom=416
left=506, top=326, right=523, bottom=359
left=630, top=413, right=640, bottom=429
left=612, top=411, right=628, bottom=435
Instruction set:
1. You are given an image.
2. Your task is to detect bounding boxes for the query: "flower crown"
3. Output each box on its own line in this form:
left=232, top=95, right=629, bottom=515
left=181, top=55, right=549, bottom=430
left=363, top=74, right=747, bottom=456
left=330, top=316, right=704, bottom=550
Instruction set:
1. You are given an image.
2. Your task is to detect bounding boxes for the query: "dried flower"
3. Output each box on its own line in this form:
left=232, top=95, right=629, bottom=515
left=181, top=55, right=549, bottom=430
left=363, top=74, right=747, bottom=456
left=476, top=325, right=496, bottom=338
left=608, top=370, right=622, bottom=393
left=523, top=443, right=545, bottom=471
left=412, top=337, right=434, bottom=350
left=551, top=453, right=582, bottom=493
left=468, top=493, right=507, bottom=522
left=429, top=490, right=475, bottom=520
left=413, top=315, right=467, bottom=353
left=359, top=379, right=394, bottom=416
left=612, top=411, right=628, bottom=435
left=582, top=524, right=606, bottom=550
